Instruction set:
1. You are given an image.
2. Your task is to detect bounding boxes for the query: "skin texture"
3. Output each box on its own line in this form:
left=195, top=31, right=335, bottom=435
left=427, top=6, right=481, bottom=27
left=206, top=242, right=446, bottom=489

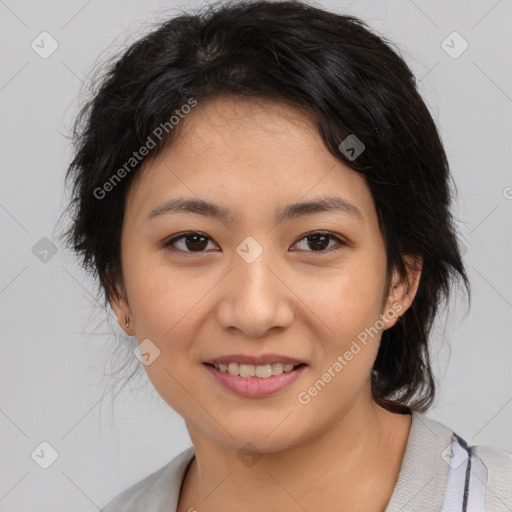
left=111, top=96, right=422, bottom=511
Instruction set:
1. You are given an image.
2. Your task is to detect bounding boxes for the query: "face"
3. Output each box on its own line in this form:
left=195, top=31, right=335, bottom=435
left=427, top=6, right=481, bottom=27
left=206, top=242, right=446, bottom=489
left=112, top=96, right=411, bottom=453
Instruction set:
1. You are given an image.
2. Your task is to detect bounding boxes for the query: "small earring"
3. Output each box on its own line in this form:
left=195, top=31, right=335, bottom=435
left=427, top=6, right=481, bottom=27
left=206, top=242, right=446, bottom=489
left=125, top=315, right=130, bottom=328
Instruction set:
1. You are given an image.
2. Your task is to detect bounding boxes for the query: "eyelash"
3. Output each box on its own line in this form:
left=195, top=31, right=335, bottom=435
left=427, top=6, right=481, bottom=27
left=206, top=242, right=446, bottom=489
left=160, top=231, right=347, bottom=256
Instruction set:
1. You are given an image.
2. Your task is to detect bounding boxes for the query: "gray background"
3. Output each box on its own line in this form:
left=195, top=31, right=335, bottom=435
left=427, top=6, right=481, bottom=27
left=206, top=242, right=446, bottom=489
left=1, top=0, right=511, bottom=510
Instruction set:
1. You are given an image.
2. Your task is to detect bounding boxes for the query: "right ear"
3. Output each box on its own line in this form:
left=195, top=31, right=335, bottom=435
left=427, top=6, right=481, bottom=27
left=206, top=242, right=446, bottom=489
left=109, top=285, right=134, bottom=336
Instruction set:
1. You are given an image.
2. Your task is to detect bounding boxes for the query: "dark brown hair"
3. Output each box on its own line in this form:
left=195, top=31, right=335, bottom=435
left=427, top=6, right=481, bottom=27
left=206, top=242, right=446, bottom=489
left=62, top=0, right=469, bottom=413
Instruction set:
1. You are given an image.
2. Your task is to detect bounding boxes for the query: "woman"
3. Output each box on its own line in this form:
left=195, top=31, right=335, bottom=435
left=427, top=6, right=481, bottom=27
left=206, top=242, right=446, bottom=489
left=63, top=1, right=512, bottom=510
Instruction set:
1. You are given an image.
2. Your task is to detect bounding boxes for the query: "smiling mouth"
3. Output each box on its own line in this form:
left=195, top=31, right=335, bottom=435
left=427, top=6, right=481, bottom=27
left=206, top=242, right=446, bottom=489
left=204, top=362, right=306, bottom=379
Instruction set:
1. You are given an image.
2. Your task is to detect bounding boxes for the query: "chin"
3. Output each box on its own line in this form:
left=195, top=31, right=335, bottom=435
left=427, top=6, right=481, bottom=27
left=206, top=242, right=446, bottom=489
left=236, top=421, right=310, bottom=453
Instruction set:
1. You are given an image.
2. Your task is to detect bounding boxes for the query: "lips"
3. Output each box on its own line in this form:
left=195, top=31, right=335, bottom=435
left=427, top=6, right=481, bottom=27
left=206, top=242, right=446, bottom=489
left=204, top=361, right=307, bottom=397
left=204, top=353, right=306, bottom=366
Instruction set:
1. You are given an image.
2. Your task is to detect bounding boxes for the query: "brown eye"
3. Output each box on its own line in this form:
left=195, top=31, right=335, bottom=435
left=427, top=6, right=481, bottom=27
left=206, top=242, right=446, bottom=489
left=291, top=232, right=346, bottom=254
left=163, top=232, right=217, bottom=253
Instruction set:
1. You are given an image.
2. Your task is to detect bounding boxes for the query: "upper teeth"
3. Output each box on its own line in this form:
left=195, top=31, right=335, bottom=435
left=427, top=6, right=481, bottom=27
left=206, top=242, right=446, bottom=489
left=214, top=362, right=297, bottom=378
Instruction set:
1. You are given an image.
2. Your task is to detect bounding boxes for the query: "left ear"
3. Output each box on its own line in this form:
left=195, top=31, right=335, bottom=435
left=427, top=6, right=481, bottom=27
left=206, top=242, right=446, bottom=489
left=383, top=255, right=423, bottom=329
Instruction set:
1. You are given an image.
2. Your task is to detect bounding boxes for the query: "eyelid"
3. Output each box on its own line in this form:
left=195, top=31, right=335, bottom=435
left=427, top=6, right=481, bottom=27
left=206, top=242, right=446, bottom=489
left=161, top=230, right=348, bottom=255
left=290, top=231, right=348, bottom=254
left=160, top=231, right=218, bottom=254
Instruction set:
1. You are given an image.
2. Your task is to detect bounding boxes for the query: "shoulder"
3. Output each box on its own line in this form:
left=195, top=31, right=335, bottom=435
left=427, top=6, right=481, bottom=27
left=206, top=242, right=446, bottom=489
left=385, top=412, right=512, bottom=512
left=472, top=442, right=512, bottom=471
left=427, top=413, right=512, bottom=510
left=101, top=445, right=195, bottom=512
left=418, top=413, right=512, bottom=509
left=471, top=443, right=512, bottom=511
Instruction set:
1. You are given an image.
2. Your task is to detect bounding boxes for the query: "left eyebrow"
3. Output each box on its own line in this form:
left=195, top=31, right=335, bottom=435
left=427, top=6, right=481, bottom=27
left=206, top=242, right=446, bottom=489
left=277, top=196, right=364, bottom=223
left=145, top=196, right=364, bottom=223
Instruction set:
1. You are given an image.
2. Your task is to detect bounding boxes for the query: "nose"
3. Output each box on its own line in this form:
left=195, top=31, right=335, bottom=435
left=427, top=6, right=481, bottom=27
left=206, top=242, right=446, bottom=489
left=214, top=243, right=295, bottom=338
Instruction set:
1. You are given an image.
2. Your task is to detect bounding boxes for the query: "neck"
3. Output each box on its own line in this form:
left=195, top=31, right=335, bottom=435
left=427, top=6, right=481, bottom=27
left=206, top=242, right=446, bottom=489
left=178, top=398, right=412, bottom=512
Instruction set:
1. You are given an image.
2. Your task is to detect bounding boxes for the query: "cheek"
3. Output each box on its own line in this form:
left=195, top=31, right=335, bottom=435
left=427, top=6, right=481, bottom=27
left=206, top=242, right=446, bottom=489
left=297, top=268, right=385, bottom=413
left=122, top=241, right=203, bottom=334
left=298, top=252, right=387, bottom=393
left=306, top=259, right=387, bottom=338
left=122, top=260, right=208, bottom=410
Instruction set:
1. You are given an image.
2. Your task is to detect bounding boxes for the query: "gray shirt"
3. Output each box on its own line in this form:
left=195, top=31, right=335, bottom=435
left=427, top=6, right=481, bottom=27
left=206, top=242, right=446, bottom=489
left=102, top=412, right=512, bottom=511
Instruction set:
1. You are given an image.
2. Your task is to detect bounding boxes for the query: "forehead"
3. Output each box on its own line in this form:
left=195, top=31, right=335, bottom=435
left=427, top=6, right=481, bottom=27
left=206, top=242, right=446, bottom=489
left=176, top=96, right=317, bottom=149
left=125, top=96, right=376, bottom=225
